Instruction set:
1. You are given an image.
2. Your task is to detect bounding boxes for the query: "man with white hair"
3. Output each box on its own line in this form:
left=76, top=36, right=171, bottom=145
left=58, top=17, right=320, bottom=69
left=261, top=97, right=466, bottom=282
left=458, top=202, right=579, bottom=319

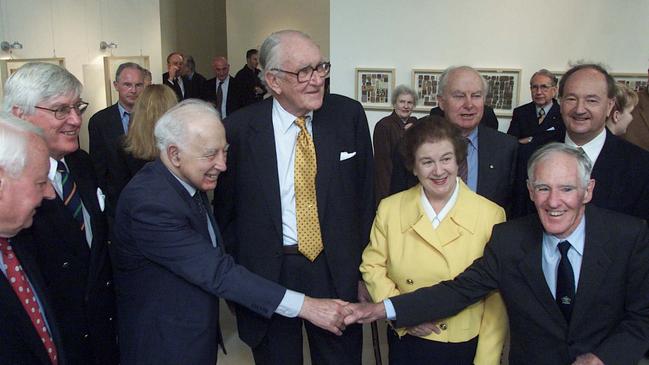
left=112, top=99, right=352, bottom=365
left=4, top=62, right=118, bottom=364
left=0, top=113, right=59, bottom=364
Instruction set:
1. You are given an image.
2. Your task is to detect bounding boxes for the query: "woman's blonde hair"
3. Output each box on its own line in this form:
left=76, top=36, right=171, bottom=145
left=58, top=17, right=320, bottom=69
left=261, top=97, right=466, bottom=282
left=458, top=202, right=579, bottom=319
left=124, top=85, right=178, bottom=160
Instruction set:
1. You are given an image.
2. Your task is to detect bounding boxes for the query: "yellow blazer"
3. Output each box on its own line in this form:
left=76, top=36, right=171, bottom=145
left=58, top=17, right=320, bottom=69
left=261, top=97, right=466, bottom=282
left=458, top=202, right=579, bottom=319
left=361, top=182, right=508, bottom=365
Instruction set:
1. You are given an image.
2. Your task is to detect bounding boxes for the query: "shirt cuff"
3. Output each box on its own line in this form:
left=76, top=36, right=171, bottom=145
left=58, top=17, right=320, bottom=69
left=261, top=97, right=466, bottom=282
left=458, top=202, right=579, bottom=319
left=384, top=299, right=396, bottom=320
left=274, top=289, right=305, bottom=318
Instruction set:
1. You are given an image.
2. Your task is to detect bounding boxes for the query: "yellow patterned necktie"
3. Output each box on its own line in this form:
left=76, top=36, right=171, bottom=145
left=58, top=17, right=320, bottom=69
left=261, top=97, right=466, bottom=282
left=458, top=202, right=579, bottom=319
left=294, top=116, right=323, bottom=261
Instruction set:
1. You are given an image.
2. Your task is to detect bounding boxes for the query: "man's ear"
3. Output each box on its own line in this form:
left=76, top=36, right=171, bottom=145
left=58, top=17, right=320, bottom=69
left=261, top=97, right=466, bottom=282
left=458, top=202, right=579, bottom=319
left=265, top=72, right=282, bottom=95
left=436, top=95, right=445, bottom=112
left=166, top=145, right=181, bottom=167
left=11, top=105, right=24, bottom=119
left=583, top=179, right=595, bottom=204
left=611, top=110, right=621, bottom=124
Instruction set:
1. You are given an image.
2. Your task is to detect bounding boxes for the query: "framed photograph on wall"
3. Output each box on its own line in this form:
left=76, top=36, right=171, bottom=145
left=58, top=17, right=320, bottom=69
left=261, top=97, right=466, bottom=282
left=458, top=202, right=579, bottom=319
left=612, top=73, right=648, bottom=92
left=355, top=68, right=395, bottom=110
left=104, top=55, right=150, bottom=105
left=477, top=68, right=521, bottom=117
left=412, top=69, right=444, bottom=111
left=0, top=58, right=66, bottom=99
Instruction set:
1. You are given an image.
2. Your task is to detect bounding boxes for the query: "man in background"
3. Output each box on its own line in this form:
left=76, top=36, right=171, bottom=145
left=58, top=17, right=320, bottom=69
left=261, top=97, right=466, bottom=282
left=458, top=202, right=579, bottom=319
left=202, top=56, right=240, bottom=118
left=234, top=48, right=266, bottom=108
left=163, top=51, right=187, bottom=100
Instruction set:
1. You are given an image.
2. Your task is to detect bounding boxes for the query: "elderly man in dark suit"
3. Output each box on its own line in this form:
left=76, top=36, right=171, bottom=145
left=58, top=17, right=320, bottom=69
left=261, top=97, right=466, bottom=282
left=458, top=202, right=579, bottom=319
left=507, top=69, right=564, bottom=145
left=162, top=52, right=188, bottom=101
left=113, top=99, right=351, bottom=365
left=202, top=56, right=241, bottom=119
left=346, top=142, right=649, bottom=365
left=0, top=114, right=60, bottom=365
left=4, top=62, right=119, bottom=365
left=88, top=62, right=145, bottom=217
left=214, top=30, right=374, bottom=364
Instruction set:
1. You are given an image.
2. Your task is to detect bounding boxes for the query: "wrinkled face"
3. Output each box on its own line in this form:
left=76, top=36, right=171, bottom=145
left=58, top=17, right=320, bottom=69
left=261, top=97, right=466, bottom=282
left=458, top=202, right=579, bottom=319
left=23, top=93, right=82, bottom=160
left=394, top=93, right=415, bottom=119
left=247, top=53, right=259, bottom=69
left=172, top=118, right=228, bottom=192
left=0, top=137, right=55, bottom=237
left=114, top=67, right=144, bottom=110
left=528, top=152, right=593, bottom=239
left=413, top=139, right=458, bottom=206
left=267, top=35, right=325, bottom=116
left=212, top=59, right=230, bottom=81
left=561, top=68, right=615, bottom=146
left=530, top=74, right=557, bottom=107
left=437, top=69, right=484, bottom=136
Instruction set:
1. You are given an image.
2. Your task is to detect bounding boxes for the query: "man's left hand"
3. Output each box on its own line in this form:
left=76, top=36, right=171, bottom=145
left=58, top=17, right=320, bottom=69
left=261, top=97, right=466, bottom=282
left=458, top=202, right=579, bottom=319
left=572, top=353, right=604, bottom=365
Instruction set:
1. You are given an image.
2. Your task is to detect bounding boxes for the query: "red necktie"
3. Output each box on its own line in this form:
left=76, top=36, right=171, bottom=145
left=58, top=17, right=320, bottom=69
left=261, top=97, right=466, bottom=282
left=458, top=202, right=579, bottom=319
left=0, top=238, right=59, bottom=364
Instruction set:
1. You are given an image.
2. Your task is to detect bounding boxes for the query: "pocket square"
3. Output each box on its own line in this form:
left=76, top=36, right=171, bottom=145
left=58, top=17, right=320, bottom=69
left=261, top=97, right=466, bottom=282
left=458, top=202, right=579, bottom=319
left=546, top=126, right=556, bottom=131
left=339, top=151, right=356, bottom=161
left=97, top=188, right=106, bottom=212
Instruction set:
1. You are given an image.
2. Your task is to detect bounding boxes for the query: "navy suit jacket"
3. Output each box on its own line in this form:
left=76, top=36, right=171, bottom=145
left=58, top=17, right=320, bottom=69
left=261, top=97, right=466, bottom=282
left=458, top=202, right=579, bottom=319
left=0, top=235, right=67, bottom=365
left=391, top=206, right=649, bottom=365
left=507, top=100, right=564, bottom=144
left=113, top=159, right=286, bottom=364
left=202, top=76, right=241, bottom=117
left=20, top=149, right=117, bottom=364
left=214, top=94, right=375, bottom=347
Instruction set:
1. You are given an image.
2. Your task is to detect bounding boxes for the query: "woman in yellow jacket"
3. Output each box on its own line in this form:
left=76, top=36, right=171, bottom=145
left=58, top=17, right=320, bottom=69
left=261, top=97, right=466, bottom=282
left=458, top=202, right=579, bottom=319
left=361, top=116, right=507, bottom=364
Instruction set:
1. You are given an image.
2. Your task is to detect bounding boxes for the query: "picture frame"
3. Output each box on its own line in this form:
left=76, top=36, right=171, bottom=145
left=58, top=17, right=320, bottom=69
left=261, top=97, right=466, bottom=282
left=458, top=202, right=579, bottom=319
left=412, top=69, right=444, bottom=111
left=355, top=68, right=395, bottom=110
left=0, top=57, right=66, bottom=99
left=611, top=73, right=648, bottom=92
left=104, top=55, right=150, bottom=105
left=477, top=68, right=521, bottom=117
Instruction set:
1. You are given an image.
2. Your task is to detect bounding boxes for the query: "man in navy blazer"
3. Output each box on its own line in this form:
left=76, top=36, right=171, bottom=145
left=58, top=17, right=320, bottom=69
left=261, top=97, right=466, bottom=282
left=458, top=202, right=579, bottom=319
left=346, top=143, right=649, bottom=365
left=113, top=99, right=351, bottom=365
left=214, top=30, right=374, bottom=364
left=0, top=114, right=62, bottom=365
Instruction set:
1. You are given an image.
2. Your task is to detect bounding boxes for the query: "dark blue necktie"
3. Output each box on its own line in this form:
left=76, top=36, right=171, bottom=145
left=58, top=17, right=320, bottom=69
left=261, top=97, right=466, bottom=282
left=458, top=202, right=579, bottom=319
left=556, top=240, right=575, bottom=322
left=57, top=160, right=85, bottom=231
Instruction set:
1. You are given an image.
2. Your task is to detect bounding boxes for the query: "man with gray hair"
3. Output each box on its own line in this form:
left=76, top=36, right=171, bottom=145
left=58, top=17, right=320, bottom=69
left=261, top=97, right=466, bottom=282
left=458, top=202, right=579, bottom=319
left=88, top=62, right=145, bottom=216
left=345, top=142, right=649, bottom=365
left=4, top=62, right=118, bottom=364
left=0, top=113, right=60, bottom=364
left=113, top=99, right=353, bottom=364
left=214, top=29, right=374, bottom=364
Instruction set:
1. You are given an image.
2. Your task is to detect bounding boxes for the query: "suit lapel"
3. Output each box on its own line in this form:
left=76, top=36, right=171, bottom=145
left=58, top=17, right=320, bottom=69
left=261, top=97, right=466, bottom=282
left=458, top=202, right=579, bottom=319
left=589, top=131, right=616, bottom=205
left=312, top=107, right=337, bottom=223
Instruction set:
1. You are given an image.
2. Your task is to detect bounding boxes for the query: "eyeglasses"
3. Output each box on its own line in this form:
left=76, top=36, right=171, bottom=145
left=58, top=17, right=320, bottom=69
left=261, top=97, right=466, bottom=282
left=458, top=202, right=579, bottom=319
left=271, top=62, right=331, bottom=83
left=34, top=101, right=89, bottom=120
left=530, top=84, right=555, bottom=91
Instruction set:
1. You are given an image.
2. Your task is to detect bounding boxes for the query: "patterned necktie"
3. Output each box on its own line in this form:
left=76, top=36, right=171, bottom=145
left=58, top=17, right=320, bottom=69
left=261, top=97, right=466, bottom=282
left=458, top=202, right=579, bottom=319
left=57, top=161, right=85, bottom=231
left=458, top=138, right=469, bottom=183
left=216, top=81, right=223, bottom=113
left=556, top=240, right=575, bottom=322
left=538, top=107, right=546, bottom=124
left=124, top=111, right=130, bottom=133
left=0, top=238, right=59, bottom=364
left=294, top=117, right=323, bottom=261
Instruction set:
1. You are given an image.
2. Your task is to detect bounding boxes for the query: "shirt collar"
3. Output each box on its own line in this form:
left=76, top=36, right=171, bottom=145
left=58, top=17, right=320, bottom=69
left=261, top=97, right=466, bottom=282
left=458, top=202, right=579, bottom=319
left=565, top=127, right=606, bottom=164
left=272, top=98, right=314, bottom=134
left=48, top=156, right=64, bottom=181
left=536, top=99, right=553, bottom=115
left=466, top=127, right=478, bottom=149
left=542, top=214, right=586, bottom=256
left=117, top=102, right=130, bottom=118
left=168, top=169, right=197, bottom=197
left=419, top=177, right=460, bottom=226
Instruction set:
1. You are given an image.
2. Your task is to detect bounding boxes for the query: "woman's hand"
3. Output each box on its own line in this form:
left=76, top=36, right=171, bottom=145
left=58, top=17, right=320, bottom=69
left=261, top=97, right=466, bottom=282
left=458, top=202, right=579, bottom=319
left=406, top=321, right=441, bottom=337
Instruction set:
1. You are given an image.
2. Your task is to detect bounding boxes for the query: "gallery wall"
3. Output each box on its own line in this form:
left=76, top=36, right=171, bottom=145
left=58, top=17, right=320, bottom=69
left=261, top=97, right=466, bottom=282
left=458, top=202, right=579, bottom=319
left=329, top=0, right=649, bottom=133
left=0, top=0, right=163, bottom=149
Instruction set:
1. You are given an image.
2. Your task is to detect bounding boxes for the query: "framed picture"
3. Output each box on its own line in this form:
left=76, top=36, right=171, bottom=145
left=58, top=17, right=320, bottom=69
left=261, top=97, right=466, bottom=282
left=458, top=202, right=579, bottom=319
left=355, top=68, right=395, bottom=110
left=612, top=73, right=648, bottom=92
left=104, top=55, right=150, bottom=105
left=477, top=68, right=521, bottom=117
left=0, top=58, right=66, bottom=99
left=412, top=69, right=444, bottom=111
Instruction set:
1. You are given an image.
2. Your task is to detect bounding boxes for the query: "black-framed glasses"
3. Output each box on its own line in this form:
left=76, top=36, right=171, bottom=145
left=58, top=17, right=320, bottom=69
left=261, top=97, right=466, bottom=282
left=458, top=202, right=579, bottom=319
left=271, top=62, right=331, bottom=83
left=34, top=101, right=89, bottom=120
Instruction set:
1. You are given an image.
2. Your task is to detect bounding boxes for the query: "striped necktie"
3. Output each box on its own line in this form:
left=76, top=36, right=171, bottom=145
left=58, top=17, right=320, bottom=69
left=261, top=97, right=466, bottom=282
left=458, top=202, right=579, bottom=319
left=57, top=161, right=85, bottom=231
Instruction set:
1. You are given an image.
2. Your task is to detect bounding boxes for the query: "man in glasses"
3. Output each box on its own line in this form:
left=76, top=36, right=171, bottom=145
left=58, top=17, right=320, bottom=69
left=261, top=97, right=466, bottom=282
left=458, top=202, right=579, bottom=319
left=3, top=62, right=118, bottom=364
left=214, top=30, right=374, bottom=364
left=507, top=69, right=564, bottom=145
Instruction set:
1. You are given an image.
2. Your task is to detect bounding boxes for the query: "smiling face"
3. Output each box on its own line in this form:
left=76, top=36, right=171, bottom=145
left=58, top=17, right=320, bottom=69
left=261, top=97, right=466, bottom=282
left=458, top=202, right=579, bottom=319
left=561, top=68, right=615, bottom=146
left=265, top=34, right=325, bottom=116
left=528, top=152, right=594, bottom=238
left=394, top=93, right=415, bottom=119
left=413, top=139, right=458, bottom=208
left=437, top=68, right=485, bottom=136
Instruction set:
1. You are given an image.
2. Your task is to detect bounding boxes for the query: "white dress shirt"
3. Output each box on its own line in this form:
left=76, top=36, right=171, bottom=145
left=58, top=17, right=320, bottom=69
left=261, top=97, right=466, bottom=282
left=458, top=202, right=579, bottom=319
left=217, top=76, right=231, bottom=118
left=541, top=217, right=585, bottom=298
left=565, top=127, right=607, bottom=165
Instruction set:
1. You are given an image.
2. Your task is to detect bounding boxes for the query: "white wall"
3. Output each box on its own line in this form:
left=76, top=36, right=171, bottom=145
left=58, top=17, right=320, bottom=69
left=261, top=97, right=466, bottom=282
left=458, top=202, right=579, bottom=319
left=330, top=0, right=649, bottom=133
left=0, top=0, right=163, bottom=150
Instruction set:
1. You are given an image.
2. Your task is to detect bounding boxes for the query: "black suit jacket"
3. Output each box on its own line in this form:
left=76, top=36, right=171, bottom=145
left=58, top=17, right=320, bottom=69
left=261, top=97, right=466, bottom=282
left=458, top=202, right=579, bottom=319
left=184, top=72, right=207, bottom=99
left=507, top=100, right=564, bottom=143
left=430, top=105, right=499, bottom=130
left=113, top=159, right=286, bottom=364
left=0, top=236, right=67, bottom=365
left=214, top=94, right=375, bottom=347
left=20, top=149, right=118, bottom=364
left=202, top=76, right=241, bottom=117
left=233, top=65, right=265, bottom=108
left=391, top=206, right=649, bottom=365
left=162, top=72, right=189, bottom=101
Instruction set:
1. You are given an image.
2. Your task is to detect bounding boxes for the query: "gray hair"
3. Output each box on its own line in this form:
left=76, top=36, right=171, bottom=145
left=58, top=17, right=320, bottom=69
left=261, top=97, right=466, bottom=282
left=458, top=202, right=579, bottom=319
left=115, top=62, right=145, bottom=82
left=0, top=112, right=44, bottom=178
left=530, top=69, right=558, bottom=87
left=3, top=62, right=82, bottom=115
left=391, top=84, right=418, bottom=106
left=259, top=30, right=314, bottom=87
left=437, top=66, right=489, bottom=97
left=154, top=99, right=221, bottom=152
left=527, top=142, right=592, bottom=189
